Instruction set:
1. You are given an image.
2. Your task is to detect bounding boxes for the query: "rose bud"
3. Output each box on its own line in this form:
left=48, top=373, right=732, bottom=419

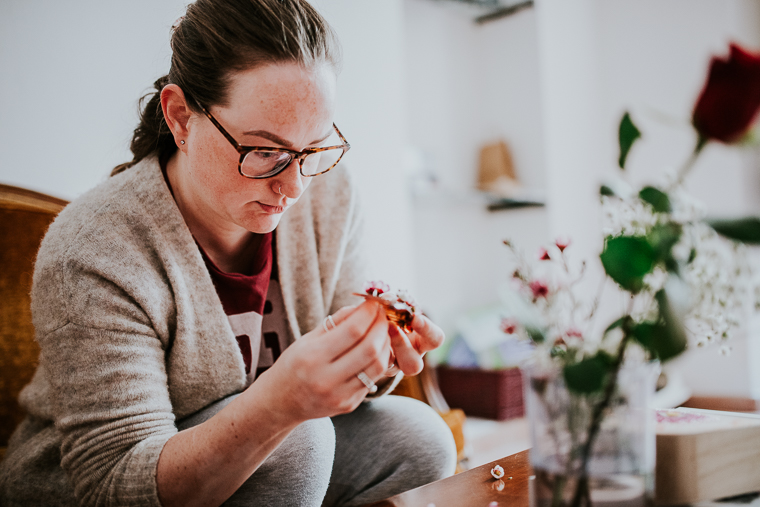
left=692, top=44, right=760, bottom=144
left=555, top=237, right=571, bottom=252
left=500, top=318, right=519, bottom=334
left=529, top=279, right=549, bottom=299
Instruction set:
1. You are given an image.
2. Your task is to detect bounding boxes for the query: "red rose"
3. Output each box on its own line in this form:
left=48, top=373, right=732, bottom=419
left=692, top=44, right=760, bottom=143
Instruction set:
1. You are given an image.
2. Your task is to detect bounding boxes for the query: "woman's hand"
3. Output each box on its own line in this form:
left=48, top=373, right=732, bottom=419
left=388, top=314, right=445, bottom=376
left=257, top=301, right=392, bottom=423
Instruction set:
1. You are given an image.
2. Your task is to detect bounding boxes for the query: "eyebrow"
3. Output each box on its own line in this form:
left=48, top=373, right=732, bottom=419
left=241, top=128, right=333, bottom=149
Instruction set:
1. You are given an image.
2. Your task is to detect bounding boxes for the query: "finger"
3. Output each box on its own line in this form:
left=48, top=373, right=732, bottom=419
left=356, top=333, right=393, bottom=382
left=331, top=307, right=390, bottom=377
left=350, top=338, right=392, bottom=395
left=410, top=314, right=445, bottom=353
left=324, top=304, right=359, bottom=329
left=389, top=324, right=424, bottom=376
left=385, top=350, right=398, bottom=377
left=321, top=301, right=382, bottom=361
left=316, top=305, right=357, bottom=335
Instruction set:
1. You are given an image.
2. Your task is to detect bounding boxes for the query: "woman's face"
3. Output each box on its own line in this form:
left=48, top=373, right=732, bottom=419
left=183, top=62, right=337, bottom=234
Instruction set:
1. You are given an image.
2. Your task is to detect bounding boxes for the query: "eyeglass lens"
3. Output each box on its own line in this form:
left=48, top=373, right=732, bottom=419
left=241, top=147, right=345, bottom=177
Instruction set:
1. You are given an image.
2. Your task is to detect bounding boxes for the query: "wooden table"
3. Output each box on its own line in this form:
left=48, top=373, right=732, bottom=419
left=366, top=450, right=531, bottom=507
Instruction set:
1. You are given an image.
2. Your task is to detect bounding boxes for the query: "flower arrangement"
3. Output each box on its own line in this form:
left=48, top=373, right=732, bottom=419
left=502, top=43, right=760, bottom=507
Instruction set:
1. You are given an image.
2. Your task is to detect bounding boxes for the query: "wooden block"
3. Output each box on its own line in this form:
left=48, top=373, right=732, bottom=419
left=655, top=408, right=760, bottom=505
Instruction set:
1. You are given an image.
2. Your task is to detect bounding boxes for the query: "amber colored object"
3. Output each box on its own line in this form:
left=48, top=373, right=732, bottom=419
left=0, top=184, right=68, bottom=461
left=353, top=293, right=414, bottom=333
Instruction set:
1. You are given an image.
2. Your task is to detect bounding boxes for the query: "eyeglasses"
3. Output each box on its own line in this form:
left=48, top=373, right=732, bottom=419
left=194, top=100, right=350, bottom=179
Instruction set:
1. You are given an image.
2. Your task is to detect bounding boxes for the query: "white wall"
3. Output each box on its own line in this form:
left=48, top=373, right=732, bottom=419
left=596, top=0, right=760, bottom=217
left=0, top=0, right=187, bottom=198
left=313, top=0, right=415, bottom=290
left=404, top=0, right=546, bottom=193
left=0, top=0, right=414, bottom=290
left=404, top=0, right=550, bottom=332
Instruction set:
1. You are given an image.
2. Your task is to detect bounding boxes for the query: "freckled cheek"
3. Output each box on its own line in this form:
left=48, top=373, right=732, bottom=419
left=191, top=142, right=251, bottom=207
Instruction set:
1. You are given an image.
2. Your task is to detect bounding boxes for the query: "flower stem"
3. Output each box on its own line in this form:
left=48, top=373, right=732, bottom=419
left=671, top=136, right=708, bottom=189
left=568, top=319, right=634, bottom=507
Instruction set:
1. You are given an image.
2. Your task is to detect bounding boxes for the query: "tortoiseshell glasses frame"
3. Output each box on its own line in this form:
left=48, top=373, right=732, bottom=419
left=193, top=100, right=350, bottom=179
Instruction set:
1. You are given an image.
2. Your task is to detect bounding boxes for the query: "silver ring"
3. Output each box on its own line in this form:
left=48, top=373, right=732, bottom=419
left=356, top=371, right=378, bottom=394
left=322, top=314, right=336, bottom=332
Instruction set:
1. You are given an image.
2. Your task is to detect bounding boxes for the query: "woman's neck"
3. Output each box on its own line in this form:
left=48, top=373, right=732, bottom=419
left=166, top=152, right=259, bottom=274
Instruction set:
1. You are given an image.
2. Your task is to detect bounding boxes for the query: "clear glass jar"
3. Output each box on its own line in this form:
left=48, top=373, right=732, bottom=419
left=525, top=359, right=659, bottom=507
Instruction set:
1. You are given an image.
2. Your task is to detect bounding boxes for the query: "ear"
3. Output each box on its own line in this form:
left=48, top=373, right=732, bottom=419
left=161, top=84, right=193, bottom=153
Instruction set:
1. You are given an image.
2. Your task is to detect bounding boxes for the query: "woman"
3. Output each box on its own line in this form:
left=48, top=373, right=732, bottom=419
left=0, top=1, right=456, bottom=506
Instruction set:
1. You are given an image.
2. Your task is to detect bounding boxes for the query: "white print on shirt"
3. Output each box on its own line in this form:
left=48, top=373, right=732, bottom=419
left=259, top=279, right=292, bottom=372
left=227, top=311, right=263, bottom=384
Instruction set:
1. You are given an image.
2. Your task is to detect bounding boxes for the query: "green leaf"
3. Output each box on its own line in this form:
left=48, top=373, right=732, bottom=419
left=707, top=217, right=760, bottom=244
left=604, top=316, right=630, bottom=335
left=639, top=186, right=672, bottom=213
left=648, top=222, right=682, bottom=270
left=656, top=290, right=688, bottom=360
left=600, top=236, right=657, bottom=293
left=563, top=354, right=612, bottom=393
left=525, top=325, right=545, bottom=344
left=618, top=112, right=642, bottom=169
left=600, top=185, right=616, bottom=197
left=632, top=290, right=687, bottom=361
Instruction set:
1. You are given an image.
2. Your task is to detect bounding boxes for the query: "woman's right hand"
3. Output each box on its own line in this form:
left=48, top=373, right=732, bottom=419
left=255, top=300, right=392, bottom=423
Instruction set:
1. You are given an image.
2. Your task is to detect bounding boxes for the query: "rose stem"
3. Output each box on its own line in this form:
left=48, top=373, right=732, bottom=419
left=672, top=136, right=708, bottom=189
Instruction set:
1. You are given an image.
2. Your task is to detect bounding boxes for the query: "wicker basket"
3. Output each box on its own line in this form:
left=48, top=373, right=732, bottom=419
left=435, top=366, right=524, bottom=420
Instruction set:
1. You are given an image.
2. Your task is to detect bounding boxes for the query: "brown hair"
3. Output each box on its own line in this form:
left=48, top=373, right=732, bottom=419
left=112, top=0, right=341, bottom=175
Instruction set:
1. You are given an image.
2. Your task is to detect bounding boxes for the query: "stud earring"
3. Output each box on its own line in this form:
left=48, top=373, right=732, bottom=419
left=180, top=140, right=185, bottom=145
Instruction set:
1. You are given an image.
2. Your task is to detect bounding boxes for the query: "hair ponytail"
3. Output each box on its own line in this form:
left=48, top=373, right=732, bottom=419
left=112, top=0, right=341, bottom=176
left=111, top=76, right=176, bottom=176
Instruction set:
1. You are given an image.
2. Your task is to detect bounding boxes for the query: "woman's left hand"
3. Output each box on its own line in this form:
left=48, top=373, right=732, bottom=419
left=387, top=314, right=445, bottom=376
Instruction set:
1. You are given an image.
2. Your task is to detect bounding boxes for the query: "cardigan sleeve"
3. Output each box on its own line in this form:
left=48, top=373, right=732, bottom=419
left=39, top=321, right=176, bottom=507
left=31, top=203, right=180, bottom=507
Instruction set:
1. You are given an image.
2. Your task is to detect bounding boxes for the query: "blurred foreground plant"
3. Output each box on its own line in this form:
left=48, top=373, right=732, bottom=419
left=504, top=43, right=760, bottom=507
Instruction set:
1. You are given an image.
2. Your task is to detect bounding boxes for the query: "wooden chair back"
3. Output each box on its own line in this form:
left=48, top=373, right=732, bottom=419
left=0, top=184, right=67, bottom=460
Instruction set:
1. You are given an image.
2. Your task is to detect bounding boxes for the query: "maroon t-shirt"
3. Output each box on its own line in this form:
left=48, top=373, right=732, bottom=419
left=161, top=158, right=288, bottom=382
left=197, top=236, right=275, bottom=377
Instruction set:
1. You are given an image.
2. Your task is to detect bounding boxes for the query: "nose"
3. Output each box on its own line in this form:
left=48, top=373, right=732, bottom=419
left=273, top=158, right=306, bottom=200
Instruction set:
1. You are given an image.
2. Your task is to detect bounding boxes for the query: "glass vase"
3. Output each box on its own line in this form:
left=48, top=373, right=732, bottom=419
left=525, top=359, right=659, bottom=507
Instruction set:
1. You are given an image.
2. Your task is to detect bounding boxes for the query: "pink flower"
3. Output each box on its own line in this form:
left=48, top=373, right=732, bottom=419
left=566, top=328, right=583, bottom=339
left=500, top=318, right=519, bottom=334
left=363, top=280, right=390, bottom=296
left=555, top=237, right=571, bottom=252
left=529, top=279, right=549, bottom=299
left=537, top=247, right=551, bottom=261
left=395, top=289, right=417, bottom=312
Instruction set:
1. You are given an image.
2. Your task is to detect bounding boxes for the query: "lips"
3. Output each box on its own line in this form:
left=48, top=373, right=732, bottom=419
left=258, top=202, right=286, bottom=214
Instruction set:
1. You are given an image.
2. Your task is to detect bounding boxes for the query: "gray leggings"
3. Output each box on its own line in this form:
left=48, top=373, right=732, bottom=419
left=177, top=394, right=457, bottom=507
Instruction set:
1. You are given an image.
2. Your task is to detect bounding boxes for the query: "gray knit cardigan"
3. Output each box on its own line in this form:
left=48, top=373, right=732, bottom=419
left=0, top=158, right=396, bottom=506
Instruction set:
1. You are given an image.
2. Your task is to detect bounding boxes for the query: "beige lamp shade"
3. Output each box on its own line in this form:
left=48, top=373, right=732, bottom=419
left=477, top=140, right=521, bottom=197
